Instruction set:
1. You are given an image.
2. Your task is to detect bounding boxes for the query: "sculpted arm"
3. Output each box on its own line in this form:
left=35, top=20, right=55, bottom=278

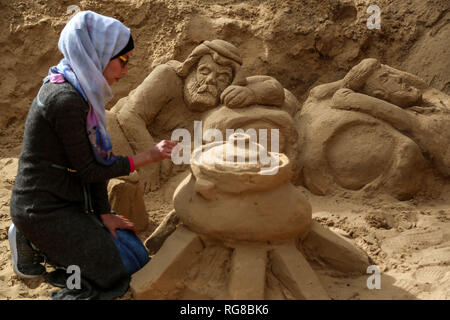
left=310, top=80, right=344, bottom=100
left=332, top=88, right=419, bottom=133
left=221, top=75, right=285, bottom=108
left=245, top=75, right=285, bottom=106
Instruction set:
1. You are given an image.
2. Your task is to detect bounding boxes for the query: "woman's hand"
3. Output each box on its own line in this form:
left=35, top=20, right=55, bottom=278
left=131, top=140, right=179, bottom=171
left=101, top=213, right=137, bottom=239
left=148, top=140, right=179, bottom=162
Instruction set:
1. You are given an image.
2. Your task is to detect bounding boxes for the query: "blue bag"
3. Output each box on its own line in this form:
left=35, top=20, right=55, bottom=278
left=110, top=229, right=150, bottom=275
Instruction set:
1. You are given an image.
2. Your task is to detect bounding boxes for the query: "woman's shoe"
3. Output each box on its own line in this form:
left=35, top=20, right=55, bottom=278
left=8, top=224, right=46, bottom=278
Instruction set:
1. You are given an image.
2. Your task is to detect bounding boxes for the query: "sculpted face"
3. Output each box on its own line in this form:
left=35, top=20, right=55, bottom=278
left=184, top=55, right=233, bottom=111
left=364, top=67, right=422, bottom=108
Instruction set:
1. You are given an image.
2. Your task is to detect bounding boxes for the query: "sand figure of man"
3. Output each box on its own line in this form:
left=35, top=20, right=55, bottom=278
left=106, top=39, right=302, bottom=251
left=298, top=58, right=450, bottom=200
left=107, top=40, right=300, bottom=192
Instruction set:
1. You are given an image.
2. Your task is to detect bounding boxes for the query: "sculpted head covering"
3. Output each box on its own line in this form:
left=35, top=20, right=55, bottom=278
left=342, top=58, right=381, bottom=91
left=46, top=11, right=132, bottom=165
left=171, top=39, right=247, bottom=86
left=343, top=58, right=427, bottom=92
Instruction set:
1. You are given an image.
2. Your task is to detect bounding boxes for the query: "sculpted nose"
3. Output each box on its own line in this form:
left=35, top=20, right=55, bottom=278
left=205, top=73, right=217, bottom=85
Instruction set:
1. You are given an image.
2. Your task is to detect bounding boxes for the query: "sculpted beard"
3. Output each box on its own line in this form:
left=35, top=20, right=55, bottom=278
left=184, top=71, right=219, bottom=111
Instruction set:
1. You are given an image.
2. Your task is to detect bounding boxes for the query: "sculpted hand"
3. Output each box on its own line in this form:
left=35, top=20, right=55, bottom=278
left=101, top=213, right=137, bottom=239
left=220, top=85, right=257, bottom=108
left=331, top=88, right=357, bottom=111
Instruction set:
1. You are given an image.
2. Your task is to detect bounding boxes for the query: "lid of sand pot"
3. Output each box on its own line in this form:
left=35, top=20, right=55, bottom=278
left=173, top=133, right=312, bottom=242
left=191, top=133, right=292, bottom=194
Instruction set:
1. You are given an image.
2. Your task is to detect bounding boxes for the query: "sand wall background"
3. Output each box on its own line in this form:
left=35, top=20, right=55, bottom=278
left=1, top=0, right=449, bottom=155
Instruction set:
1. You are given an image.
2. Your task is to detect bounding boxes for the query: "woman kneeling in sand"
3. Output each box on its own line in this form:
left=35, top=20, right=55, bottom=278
left=8, top=11, right=177, bottom=299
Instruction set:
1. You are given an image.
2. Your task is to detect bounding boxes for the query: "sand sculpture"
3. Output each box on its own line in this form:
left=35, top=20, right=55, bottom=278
left=130, top=133, right=370, bottom=300
left=105, top=40, right=301, bottom=229
left=298, top=58, right=450, bottom=200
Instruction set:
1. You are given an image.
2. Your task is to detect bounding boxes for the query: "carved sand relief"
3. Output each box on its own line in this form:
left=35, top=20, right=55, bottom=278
left=106, top=40, right=302, bottom=229
left=298, top=58, right=450, bottom=200
left=106, top=48, right=448, bottom=298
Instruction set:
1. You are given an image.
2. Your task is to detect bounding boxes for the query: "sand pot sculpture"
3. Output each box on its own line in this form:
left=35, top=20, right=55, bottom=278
left=200, top=88, right=302, bottom=180
left=105, top=40, right=301, bottom=229
left=298, top=58, right=450, bottom=200
left=131, top=133, right=370, bottom=300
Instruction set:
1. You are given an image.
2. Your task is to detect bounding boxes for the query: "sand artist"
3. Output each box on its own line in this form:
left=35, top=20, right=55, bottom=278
left=8, top=11, right=177, bottom=300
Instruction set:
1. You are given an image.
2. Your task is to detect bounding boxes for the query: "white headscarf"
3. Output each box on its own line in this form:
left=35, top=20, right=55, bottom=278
left=58, top=10, right=130, bottom=129
left=47, top=11, right=131, bottom=165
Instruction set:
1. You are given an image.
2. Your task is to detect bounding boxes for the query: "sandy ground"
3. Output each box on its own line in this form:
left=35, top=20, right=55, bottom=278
left=1, top=159, right=449, bottom=300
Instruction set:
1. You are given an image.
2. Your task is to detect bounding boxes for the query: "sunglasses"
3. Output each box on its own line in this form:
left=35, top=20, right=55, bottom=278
left=118, top=55, right=129, bottom=67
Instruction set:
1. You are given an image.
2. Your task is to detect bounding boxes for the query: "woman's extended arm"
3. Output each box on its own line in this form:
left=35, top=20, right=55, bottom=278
left=131, top=140, right=178, bottom=170
left=98, top=140, right=177, bottom=237
left=50, top=90, right=177, bottom=183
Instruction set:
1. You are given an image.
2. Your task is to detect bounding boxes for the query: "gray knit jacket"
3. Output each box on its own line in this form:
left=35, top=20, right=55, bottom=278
left=11, top=81, right=131, bottom=217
